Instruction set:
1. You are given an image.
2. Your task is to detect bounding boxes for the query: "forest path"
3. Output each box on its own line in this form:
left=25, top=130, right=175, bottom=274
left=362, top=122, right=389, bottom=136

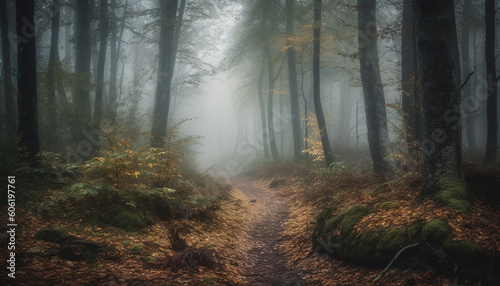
left=231, top=178, right=304, bottom=285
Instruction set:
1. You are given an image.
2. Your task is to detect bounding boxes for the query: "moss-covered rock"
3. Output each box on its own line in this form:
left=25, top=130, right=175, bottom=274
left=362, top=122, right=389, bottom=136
left=378, top=201, right=401, bottom=210
left=98, top=206, right=154, bottom=232
left=130, top=243, right=144, bottom=253
left=442, top=240, right=492, bottom=267
left=435, top=178, right=472, bottom=212
left=34, top=227, right=69, bottom=244
left=422, top=219, right=450, bottom=244
left=371, top=181, right=394, bottom=197
left=144, top=256, right=158, bottom=264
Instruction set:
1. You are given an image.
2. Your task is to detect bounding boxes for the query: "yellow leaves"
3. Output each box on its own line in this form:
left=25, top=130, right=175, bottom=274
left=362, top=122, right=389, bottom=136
left=148, top=163, right=154, bottom=168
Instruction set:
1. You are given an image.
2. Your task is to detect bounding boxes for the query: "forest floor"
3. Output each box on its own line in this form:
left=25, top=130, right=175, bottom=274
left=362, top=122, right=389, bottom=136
left=2, top=165, right=499, bottom=285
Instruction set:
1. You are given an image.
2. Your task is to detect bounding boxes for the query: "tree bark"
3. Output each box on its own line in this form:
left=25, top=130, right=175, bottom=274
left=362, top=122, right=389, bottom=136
left=265, top=46, right=280, bottom=163
left=461, top=0, right=477, bottom=152
left=0, top=0, right=15, bottom=130
left=401, top=0, right=421, bottom=158
left=151, top=0, right=179, bottom=147
left=415, top=0, right=469, bottom=211
left=313, top=0, right=334, bottom=167
left=483, top=0, right=497, bottom=164
left=73, top=0, right=92, bottom=142
left=46, top=0, right=61, bottom=148
left=94, top=0, right=109, bottom=127
left=357, top=0, right=392, bottom=174
left=285, top=0, right=303, bottom=161
left=257, top=52, right=269, bottom=158
left=16, top=0, right=39, bottom=165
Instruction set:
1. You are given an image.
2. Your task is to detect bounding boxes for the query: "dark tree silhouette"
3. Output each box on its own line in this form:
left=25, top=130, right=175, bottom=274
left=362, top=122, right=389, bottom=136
left=151, top=0, right=185, bottom=147
left=415, top=0, right=469, bottom=211
left=16, top=0, right=39, bottom=165
left=483, top=0, right=497, bottom=164
left=94, top=0, right=109, bottom=126
left=313, top=0, right=334, bottom=167
left=285, top=0, right=303, bottom=161
left=73, top=0, right=92, bottom=142
left=46, top=0, right=62, bottom=147
left=1, top=0, right=15, bottom=130
left=357, top=0, right=392, bottom=174
left=401, top=0, right=421, bottom=159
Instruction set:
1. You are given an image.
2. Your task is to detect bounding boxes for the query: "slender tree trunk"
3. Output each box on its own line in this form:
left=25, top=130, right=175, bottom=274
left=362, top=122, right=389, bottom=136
left=461, top=0, right=477, bottom=152
left=151, top=0, right=179, bottom=147
left=109, top=0, right=119, bottom=117
left=0, top=0, right=15, bottom=130
left=73, top=0, right=92, bottom=142
left=415, top=0, right=469, bottom=211
left=46, top=0, right=61, bottom=148
left=285, top=0, right=303, bottom=161
left=265, top=47, right=280, bottom=162
left=94, top=0, right=108, bottom=127
left=357, top=0, right=392, bottom=174
left=313, top=0, right=334, bottom=167
left=257, top=52, right=269, bottom=157
left=483, top=0, right=497, bottom=164
left=401, top=0, right=421, bottom=158
left=16, top=0, right=39, bottom=165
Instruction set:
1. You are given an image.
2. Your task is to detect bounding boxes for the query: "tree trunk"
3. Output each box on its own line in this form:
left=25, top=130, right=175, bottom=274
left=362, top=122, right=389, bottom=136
left=285, top=0, right=303, bottom=161
left=0, top=0, right=15, bottom=130
left=483, top=0, right=497, bottom=164
left=94, top=0, right=108, bottom=127
left=16, top=0, right=40, bottom=165
left=357, top=0, right=392, bottom=174
left=109, top=0, right=117, bottom=116
left=460, top=0, right=477, bottom=152
left=73, top=0, right=92, bottom=142
left=265, top=47, right=280, bottom=163
left=401, top=0, right=421, bottom=158
left=46, top=0, right=61, bottom=149
left=257, top=52, right=269, bottom=158
left=415, top=0, right=469, bottom=211
left=313, top=0, right=334, bottom=167
left=151, top=0, right=179, bottom=147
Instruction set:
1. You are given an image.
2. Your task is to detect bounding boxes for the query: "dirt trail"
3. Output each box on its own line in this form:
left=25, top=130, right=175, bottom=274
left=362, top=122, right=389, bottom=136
left=232, top=178, right=304, bottom=285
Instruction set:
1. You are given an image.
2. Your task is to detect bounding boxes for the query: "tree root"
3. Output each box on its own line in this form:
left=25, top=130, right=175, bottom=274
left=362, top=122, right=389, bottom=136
left=373, top=239, right=448, bottom=283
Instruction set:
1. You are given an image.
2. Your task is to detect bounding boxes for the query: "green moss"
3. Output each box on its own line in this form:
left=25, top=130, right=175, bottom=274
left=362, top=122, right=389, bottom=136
left=378, top=201, right=401, bottom=210
left=442, top=240, right=492, bottom=267
left=435, top=178, right=472, bottom=212
left=316, top=206, right=337, bottom=223
left=98, top=206, right=152, bottom=232
left=121, top=240, right=131, bottom=246
left=144, top=256, right=158, bottom=264
left=422, top=219, right=450, bottom=244
left=130, top=243, right=144, bottom=253
left=371, top=181, right=394, bottom=197
left=34, top=227, right=69, bottom=244
left=409, top=222, right=423, bottom=239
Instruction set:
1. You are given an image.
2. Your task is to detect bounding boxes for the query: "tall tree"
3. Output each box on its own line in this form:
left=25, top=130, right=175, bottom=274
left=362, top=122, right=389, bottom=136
left=461, top=0, right=477, bottom=151
left=313, top=0, right=334, bottom=167
left=285, top=0, right=303, bottom=161
left=265, top=46, right=281, bottom=162
left=401, top=0, right=421, bottom=158
left=73, top=0, right=92, bottom=142
left=257, top=52, right=270, bottom=158
left=151, top=0, right=185, bottom=147
left=483, top=0, right=497, bottom=164
left=46, top=0, right=61, bottom=147
left=415, top=0, right=469, bottom=211
left=94, top=0, right=109, bottom=126
left=16, top=0, right=39, bottom=165
left=0, top=0, right=15, bottom=130
left=357, top=0, right=392, bottom=174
